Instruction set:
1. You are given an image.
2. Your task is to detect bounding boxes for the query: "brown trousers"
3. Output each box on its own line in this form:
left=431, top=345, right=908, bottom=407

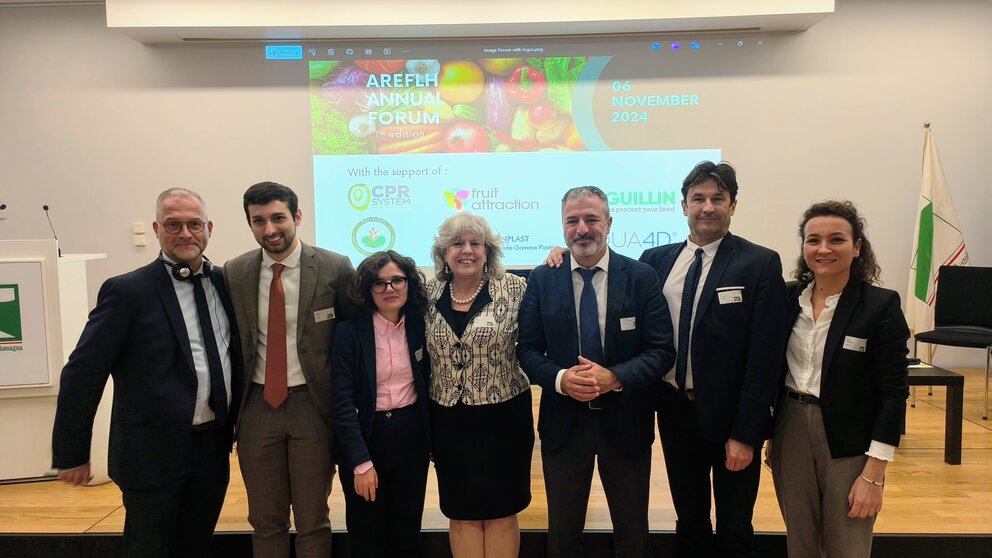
left=771, top=396, right=876, bottom=558
left=238, top=384, right=334, bottom=558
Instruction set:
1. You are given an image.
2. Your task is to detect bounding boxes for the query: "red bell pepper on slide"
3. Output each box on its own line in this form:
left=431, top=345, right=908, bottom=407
left=505, top=65, right=547, bottom=104
left=354, top=60, right=406, bottom=74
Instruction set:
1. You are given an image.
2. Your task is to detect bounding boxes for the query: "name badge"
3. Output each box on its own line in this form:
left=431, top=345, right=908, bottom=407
left=415, top=347, right=424, bottom=362
left=620, top=317, right=636, bottom=331
left=843, top=336, right=868, bottom=352
left=314, top=307, right=336, bottom=323
left=474, top=316, right=496, bottom=328
left=717, top=286, right=744, bottom=305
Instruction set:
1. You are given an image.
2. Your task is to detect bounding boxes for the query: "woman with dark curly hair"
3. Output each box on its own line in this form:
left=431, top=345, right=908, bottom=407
left=769, top=200, right=909, bottom=558
left=330, top=250, right=431, bottom=558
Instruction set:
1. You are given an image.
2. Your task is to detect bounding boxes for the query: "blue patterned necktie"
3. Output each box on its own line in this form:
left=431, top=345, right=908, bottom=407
left=577, top=267, right=604, bottom=365
left=676, top=248, right=704, bottom=392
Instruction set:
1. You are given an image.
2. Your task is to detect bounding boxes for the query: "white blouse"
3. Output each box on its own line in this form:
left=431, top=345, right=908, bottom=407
left=786, top=283, right=895, bottom=462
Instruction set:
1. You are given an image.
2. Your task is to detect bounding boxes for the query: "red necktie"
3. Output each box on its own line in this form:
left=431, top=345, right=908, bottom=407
left=264, top=263, right=288, bottom=408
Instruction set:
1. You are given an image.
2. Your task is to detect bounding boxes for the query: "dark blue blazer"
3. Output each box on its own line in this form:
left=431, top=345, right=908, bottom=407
left=51, top=259, right=242, bottom=490
left=517, top=250, right=676, bottom=455
left=330, top=314, right=430, bottom=470
left=640, top=232, right=789, bottom=448
left=782, top=280, right=909, bottom=458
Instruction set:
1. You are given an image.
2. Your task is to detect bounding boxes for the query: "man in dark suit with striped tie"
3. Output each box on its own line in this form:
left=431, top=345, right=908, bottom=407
left=639, top=161, right=790, bottom=558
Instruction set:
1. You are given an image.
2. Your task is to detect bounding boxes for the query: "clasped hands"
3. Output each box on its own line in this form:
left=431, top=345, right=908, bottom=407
left=561, top=356, right=620, bottom=401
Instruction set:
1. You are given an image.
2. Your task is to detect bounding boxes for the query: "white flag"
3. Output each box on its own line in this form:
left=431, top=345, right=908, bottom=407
left=906, top=126, right=969, bottom=337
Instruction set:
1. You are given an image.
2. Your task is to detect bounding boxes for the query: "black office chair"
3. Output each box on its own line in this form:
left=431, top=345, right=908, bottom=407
left=913, top=265, right=992, bottom=420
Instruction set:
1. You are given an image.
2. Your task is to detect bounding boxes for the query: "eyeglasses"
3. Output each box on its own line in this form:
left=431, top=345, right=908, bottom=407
left=371, top=277, right=408, bottom=294
left=159, top=220, right=206, bottom=234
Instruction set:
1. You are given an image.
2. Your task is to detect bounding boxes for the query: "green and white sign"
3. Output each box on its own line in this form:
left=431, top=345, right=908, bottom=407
left=0, top=262, right=51, bottom=387
left=0, top=285, right=23, bottom=343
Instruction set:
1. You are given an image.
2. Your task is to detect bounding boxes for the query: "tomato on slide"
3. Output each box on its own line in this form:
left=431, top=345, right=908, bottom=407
left=442, top=122, right=490, bottom=153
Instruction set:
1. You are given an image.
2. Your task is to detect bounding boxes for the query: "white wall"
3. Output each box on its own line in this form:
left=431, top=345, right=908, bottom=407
left=1, top=0, right=990, bottom=367
left=1, top=5, right=314, bottom=282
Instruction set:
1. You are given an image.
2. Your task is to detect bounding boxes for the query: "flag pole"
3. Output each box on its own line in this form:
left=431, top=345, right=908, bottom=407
left=920, top=122, right=936, bottom=364
left=907, top=121, right=970, bottom=364
left=922, top=121, right=936, bottom=363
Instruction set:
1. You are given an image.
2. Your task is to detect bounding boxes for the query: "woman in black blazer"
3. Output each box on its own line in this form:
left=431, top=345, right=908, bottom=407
left=330, top=250, right=431, bottom=558
left=769, top=201, right=909, bottom=558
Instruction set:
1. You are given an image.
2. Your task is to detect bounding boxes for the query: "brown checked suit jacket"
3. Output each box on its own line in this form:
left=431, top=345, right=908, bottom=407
left=224, top=242, right=356, bottom=434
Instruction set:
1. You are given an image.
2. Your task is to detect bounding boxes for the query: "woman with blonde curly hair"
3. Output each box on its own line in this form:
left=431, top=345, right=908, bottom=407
left=425, top=212, right=534, bottom=558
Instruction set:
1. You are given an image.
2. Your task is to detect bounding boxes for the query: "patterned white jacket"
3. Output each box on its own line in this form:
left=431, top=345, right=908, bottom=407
left=426, top=273, right=530, bottom=407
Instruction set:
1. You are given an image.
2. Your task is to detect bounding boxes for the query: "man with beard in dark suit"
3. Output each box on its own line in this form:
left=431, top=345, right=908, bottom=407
left=519, top=185, right=675, bottom=558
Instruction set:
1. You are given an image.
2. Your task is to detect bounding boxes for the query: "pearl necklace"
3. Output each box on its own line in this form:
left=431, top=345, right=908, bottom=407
left=451, top=279, right=486, bottom=305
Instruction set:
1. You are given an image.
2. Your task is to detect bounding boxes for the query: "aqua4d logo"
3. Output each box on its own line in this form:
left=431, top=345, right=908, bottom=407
left=0, top=285, right=23, bottom=344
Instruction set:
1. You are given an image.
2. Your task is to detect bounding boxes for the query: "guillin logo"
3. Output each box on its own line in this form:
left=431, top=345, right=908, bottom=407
left=607, top=191, right=680, bottom=207
left=444, top=189, right=470, bottom=210
left=0, top=285, right=24, bottom=344
left=348, top=183, right=372, bottom=211
left=351, top=217, right=397, bottom=256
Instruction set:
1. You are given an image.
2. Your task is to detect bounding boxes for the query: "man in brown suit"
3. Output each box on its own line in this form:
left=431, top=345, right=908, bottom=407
left=225, top=181, right=355, bottom=558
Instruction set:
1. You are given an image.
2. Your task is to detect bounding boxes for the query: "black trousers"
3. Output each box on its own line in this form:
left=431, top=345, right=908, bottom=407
left=657, top=387, right=761, bottom=558
left=119, top=424, right=230, bottom=558
left=339, top=404, right=430, bottom=558
left=542, top=409, right=652, bottom=558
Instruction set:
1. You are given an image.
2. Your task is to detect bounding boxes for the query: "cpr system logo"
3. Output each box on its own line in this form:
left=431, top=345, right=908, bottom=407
left=349, top=184, right=372, bottom=211
left=349, top=183, right=412, bottom=211
left=0, top=285, right=24, bottom=348
left=351, top=217, right=397, bottom=256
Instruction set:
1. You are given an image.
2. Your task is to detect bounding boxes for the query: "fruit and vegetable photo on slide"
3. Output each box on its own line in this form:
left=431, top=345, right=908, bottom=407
left=310, top=57, right=589, bottom=155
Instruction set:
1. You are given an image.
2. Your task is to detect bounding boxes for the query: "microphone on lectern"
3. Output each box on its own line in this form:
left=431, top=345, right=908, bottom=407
left=43, top=204, right=62, bottom=257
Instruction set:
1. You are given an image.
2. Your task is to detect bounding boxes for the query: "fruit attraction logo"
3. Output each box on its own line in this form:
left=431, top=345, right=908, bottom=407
left=351, top=217, right=397, bottom=256
left=443, top=187, right=540, bottom=212
left=444, top=189, right=470, bottom=210
left=0, top=285, right=25, bottom=351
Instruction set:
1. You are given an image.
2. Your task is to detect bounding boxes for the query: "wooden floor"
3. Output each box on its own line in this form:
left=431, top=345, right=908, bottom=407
left=2, top=369, right=990, bottom=536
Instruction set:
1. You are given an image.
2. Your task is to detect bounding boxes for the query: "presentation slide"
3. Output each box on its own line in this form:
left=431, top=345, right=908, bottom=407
left=293, top=35, right=769, bottom=266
